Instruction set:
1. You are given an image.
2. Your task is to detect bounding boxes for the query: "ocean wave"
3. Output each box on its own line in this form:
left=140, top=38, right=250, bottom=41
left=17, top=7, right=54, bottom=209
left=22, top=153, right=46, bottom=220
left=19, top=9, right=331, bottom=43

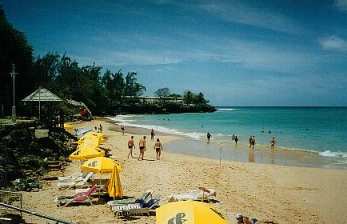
left=108, top=116, right=347, bottom=160
left=108, top=116, right=205, bottom=140
left=108, top=115, right=137, bottom=123
left=319, top=150, right=347, bottom=158
left=217, top=108, right=238, bottom=111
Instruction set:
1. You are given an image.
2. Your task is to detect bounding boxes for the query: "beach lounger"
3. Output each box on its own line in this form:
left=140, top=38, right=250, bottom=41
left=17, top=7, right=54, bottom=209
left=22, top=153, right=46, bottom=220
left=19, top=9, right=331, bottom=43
left=107, top=190, right=153, bottom=207
left=110, top=191, right=160, bottom=217
left=74, top=127, right=92, bottom=138
left=168, top=188, right=216, bottom=202
left=116, top=208, right=156, bottom=217
left=74, top=184, right=107, bottom=195
left=57, top=172, right=85, bottom=182
left=55, top=184, right=97, bottom=207
left=57, top=172, right=94, bottom=189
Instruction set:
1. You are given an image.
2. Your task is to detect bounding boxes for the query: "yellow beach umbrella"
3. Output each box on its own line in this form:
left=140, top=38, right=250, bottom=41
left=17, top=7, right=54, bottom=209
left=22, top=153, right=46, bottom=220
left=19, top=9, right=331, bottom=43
left=78, top=132, right=105, bottom=145
left=69, top=147, right=105, bottom=161
left=63, top=123, right=74, bottom=134
left=81, top=157, right=122, bottom=173
left=156, top=201, right=227, bottom=224
left=107, top=166, right=123, bottom=198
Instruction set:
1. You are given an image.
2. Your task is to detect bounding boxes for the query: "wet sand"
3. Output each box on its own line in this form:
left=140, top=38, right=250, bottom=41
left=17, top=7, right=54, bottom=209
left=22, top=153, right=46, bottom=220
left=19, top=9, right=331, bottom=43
left=22, top=118, right=347, bottom=224
left=165, top=139, right=347, bottom=169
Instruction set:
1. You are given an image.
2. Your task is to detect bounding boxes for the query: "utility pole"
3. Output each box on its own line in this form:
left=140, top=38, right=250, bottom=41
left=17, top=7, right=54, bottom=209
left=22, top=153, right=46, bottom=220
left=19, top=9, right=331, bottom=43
left=10, top=64, right=18, bottom=123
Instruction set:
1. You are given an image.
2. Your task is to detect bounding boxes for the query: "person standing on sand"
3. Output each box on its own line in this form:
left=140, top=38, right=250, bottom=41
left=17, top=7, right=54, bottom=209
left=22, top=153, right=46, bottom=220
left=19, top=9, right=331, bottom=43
left=138, top=136, right=146, bottom=160
left=235, top=135, right=239, bottom=145
left=151, top=129, right=155, bottom=140
left=121, top=125, right=125, bottom=135
left=128, top=136, right=135, bottom=159
left=207, top=132, right=212, bottom=143
left=154, top=138, right=163, bottom=160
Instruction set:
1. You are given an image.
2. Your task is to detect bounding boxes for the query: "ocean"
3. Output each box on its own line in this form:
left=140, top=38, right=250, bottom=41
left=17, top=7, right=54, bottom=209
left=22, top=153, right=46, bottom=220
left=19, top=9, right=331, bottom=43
left=110, top=107, right=347, bottom=163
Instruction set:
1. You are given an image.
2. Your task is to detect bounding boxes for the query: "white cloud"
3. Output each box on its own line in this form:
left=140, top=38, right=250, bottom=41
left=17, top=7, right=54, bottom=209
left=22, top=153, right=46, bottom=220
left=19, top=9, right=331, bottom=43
left=197, top=1, right=302, bottom=34
left=319, top=36, right=347, bottom=52
left=335, top=0, right=347, bottom=12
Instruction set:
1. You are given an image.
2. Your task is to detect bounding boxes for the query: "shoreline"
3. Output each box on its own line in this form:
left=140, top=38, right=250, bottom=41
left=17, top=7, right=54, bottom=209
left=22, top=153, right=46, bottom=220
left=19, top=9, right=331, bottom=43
left=106, top=116, right=347, bottom=170
left=22, top=118, right=347, bottom=224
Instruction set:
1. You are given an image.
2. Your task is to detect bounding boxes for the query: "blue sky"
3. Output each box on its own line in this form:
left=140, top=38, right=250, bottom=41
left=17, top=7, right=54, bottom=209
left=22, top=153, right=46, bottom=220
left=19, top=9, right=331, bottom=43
left=2, top=0, right=347, bottom=106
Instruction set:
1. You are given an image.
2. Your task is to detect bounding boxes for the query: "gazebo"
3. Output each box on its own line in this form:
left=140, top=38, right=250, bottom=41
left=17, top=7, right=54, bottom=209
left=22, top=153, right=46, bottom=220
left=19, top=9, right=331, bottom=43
left=22, top=87, right=63, bottom=120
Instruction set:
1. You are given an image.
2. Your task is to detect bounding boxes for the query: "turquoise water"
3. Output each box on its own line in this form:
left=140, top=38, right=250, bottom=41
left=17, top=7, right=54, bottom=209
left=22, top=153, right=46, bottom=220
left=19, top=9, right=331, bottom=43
left=111, top=107, right=347, bottom=159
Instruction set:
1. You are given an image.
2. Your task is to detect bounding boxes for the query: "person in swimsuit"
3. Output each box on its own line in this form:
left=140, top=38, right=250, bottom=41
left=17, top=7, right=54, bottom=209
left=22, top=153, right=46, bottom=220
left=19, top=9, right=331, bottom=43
left=128, top=136, right=135, bottom=159
left=251, top=136, right=256, bottom=150
left=121, top=125, right=125, bottom=135
left=154, top=138, right=163, bottom=160
left=207, top=132, right=211, bottom=144
left=235, top=135, right=239, bottom=145
left=138, top=136, right=146, bottom=160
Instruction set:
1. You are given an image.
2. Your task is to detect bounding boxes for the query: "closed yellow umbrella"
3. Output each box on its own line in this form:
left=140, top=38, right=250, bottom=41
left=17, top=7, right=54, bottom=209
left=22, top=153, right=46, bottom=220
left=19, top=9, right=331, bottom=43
left=81, top=157, right=122, bottom=173
left=156, top=201, right=227, bottom=224
left=69, top=147, right=105, bottom=161
left=107, top=166, right=123, bottom=198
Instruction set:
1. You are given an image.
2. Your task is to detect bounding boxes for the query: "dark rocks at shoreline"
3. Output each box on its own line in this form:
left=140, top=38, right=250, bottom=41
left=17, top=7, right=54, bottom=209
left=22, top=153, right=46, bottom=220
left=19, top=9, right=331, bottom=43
left=110, top=103, right=216, bottom=115
left=0, top=124, right=75, bottom=188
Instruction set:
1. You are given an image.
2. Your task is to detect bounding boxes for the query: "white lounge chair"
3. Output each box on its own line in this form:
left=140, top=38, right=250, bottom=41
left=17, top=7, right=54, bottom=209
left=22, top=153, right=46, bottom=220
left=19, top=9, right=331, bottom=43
left=168, top=188, right=216, bottom=202
left=57, top=172, right=85, bottom=182
left=57, top=172, right=94, bottom=189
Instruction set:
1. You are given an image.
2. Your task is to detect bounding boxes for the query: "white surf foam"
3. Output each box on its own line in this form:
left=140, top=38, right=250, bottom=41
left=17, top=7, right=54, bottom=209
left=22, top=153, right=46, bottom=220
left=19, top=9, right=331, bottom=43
left=217, top=108, right=238, bottom=111
left=109, top=115, right=347, bottom=160
left=108, top=116, right=205, bottom=140
left=319, top=150, right=347, bottom=158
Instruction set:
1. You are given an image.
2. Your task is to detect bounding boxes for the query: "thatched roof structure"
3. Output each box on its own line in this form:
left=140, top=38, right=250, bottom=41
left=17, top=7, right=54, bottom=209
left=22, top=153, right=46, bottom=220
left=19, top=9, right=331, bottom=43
left=22, top=87, right=63, bottom=102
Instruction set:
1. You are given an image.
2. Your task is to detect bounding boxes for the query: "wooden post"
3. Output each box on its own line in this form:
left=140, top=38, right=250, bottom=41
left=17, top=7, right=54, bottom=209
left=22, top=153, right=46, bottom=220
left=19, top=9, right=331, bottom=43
left=219, top=147, right=222, bottom=168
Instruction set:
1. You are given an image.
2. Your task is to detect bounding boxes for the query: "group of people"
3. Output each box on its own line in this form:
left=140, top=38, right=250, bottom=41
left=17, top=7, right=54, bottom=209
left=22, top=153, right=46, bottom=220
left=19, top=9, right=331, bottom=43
left=232, top=134, right=239, bottom=144
left=127, top=129, right=163, bottom=161
left=206, top=131, right=276, bottom=149
left=94, top=124, right=103, bottom=133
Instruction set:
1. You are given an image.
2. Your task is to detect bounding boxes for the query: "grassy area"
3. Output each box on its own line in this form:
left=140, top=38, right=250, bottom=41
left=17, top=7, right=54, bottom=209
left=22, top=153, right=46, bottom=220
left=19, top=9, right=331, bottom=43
left=0, top=118, right=36, bottom=126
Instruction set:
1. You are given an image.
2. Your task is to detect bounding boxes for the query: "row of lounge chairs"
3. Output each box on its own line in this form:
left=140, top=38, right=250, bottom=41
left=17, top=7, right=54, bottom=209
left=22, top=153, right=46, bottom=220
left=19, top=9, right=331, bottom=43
left=54, top=170, right=218, bottom=219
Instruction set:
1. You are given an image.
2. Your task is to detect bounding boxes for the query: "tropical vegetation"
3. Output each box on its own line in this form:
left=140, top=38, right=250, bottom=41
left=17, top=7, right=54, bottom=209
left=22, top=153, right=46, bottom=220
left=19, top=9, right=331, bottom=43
left=0, top=6, right=215, bottom=116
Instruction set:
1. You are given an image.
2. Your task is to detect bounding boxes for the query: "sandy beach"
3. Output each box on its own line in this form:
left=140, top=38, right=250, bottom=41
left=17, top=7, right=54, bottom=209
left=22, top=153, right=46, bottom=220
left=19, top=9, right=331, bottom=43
left=22, top=118, right=347, bottom=224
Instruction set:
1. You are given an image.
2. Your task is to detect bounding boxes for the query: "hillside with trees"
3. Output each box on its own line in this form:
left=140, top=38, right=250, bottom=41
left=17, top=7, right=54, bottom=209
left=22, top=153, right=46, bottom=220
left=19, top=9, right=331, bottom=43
left=0, top=6, right=215, bottom=116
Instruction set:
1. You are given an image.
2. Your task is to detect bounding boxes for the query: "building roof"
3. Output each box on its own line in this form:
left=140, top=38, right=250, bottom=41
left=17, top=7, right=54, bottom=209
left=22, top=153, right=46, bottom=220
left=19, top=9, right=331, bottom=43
left=22, top=87, right=63, bottom=102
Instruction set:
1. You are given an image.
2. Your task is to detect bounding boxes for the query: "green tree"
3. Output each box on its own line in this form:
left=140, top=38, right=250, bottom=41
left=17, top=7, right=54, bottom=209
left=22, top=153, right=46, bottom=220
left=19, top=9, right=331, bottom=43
left=33, top=53, right=60, bottom=88
left=124, top=72, right=146, bottom=96
left=194, top=92, right=208, bottom=104
left=102, top=70, right=125, bottom=106
left=0, top=6, right=34, bottom=115
left=155, top=88, right=170, bottom=97
left=183, top=90, right=194, bottom=104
